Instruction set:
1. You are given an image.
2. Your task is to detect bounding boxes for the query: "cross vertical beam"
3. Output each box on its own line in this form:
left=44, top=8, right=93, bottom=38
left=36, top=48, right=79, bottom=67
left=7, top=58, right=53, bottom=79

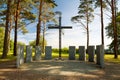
left=59, top=15, right=62, bottom=59
left=48, top=11, right=72, bottom=60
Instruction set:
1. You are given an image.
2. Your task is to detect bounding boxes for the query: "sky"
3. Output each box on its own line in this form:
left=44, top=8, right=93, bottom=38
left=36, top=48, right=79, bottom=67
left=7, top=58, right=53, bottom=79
left=13, top=0, right=120, bottom=49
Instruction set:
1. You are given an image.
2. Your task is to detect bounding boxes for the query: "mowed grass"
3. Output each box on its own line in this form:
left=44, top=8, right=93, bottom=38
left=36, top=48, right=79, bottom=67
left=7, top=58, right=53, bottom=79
left=0, top=52, right=16, bottom=62
left=104, top=54, right=120, bottom=63
left=0, top=52, right=120, bottom=63
left=51, top=53, right=120, bottom=63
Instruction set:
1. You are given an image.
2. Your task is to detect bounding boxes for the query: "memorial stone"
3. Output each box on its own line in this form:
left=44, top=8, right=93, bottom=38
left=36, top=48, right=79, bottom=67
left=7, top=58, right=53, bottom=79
left=96, top=45, right=101, bottom=65
left=35, top=46, right=41, bottom=61
left=26, top=46, right=32, bottom=62
left=16, top=45, right=24, bottom=68
left=88, top=46, right=95, bottom=62
left=96, top=45, right=104, bottom=68
left=45, top=46, right=52, bottom=60
left=79, top=46, right=86, bottom=61
left=69, top=46, right=76, bottom=60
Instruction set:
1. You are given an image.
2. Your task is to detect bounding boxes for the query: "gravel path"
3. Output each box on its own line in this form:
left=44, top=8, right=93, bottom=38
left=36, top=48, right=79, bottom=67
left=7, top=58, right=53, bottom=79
left=0, top=60, right=120, bottom=80
left=20, top=60, right=100, bottom=76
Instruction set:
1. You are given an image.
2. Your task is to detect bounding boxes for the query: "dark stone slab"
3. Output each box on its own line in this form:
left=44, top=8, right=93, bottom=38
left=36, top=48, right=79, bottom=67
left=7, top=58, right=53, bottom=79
left=96, top=45, right=101, bottom=65
left=45, top=46, right=52, bottom=60
left=69, top=46, right=76, bottom=60
left=96, top=45, right=105, bottom=68
left=26, top=46, right=32, bottom=63
left=88, top=46, right=95, bottom=62
left=35, top=46, right=41, bottom=61
left=79, top=46, right=86, bottom=61
left=16, top=45, right=24, bottom=68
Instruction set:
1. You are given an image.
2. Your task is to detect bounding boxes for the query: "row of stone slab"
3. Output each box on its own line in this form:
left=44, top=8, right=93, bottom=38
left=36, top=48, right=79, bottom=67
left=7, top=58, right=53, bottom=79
left=17, top=45, right=104, bottom=68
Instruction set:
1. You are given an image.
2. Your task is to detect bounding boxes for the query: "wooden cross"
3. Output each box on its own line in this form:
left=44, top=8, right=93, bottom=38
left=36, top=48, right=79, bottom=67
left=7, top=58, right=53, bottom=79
left=48, top=15, right=72, bottom=60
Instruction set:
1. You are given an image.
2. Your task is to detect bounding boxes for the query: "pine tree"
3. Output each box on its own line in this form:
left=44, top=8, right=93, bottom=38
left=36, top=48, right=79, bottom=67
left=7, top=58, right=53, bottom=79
left=41, top=1, right=57, bottom=53
left=71, top=0, right=94, bottom=49
left=105, top=12, right=120, bottom=55
left=0, top=0, right=36, bottom=58
left=13, top=0, right=21, bottom=56
left=105, top=0, right=118, bottom=58
left=13, top=0, right=36, bottom=56
left=35, top=0, right=57, bottom=46
left=111, top=0, right=118, bottom=58
left=2, top=0, right=12, bottom=58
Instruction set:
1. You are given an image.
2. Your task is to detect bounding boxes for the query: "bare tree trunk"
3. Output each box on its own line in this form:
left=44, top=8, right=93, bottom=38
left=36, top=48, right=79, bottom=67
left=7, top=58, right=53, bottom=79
left=114, top=0, right=118, bottom=55
left=86, top=2, right=89, bottom=50
left=13, top=0, right=20, bottom=56
left=111, top=0, right=118, bottom=58
left=87, top=26, right=89, bottom=49
left=86, top=18, right=89, bottom=53
left=42, top=21, right=46, bottom=53
left=36, top=0, right=43, bottom=46
left=100, top=0, right=104, bottom=45
left=2, top=0, right=11, bottom=58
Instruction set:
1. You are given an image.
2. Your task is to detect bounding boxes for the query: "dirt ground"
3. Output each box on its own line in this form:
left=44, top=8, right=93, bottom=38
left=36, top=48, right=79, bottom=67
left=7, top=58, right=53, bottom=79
left=0, top=60, right=120, bottom=80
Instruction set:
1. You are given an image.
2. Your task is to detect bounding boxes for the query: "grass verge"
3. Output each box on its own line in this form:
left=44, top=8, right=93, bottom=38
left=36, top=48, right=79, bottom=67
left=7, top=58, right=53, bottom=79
left=0, top=52, right=120, bottom=63
left=0, top=53, right=16, bottom=62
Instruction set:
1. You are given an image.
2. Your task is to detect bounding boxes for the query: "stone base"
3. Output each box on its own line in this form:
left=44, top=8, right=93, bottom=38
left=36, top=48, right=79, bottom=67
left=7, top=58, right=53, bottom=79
left=54, top=57, right=64, bottom=61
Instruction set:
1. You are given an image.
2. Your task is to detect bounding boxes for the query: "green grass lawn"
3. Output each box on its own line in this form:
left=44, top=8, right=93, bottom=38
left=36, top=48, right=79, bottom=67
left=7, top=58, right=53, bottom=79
left=0, top=52, right=120, bottom=63
left=0, top=52, right=16, bottom=62
left=104, top=54, right=120, bottom=63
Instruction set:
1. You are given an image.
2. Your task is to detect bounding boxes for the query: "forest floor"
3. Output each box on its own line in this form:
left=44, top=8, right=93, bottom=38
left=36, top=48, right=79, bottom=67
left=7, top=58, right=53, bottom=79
left=0, top=60, right=120, bottom=80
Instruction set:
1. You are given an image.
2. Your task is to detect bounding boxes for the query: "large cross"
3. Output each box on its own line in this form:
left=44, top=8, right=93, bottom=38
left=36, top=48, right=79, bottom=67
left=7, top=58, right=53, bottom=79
left=48, top=12, right=72, bottom=60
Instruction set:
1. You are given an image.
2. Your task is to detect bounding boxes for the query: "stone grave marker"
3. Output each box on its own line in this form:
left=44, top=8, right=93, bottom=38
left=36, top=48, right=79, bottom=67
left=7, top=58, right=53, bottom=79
left=45, top=46, right=52, bottom=60
left=26, top=45, right=32, bottom=62
left=79, top=46, right=86, bottom=61
left=88, top=46, right=95, bottom=62
left=96, top=45, right=105, bottom=68
left=35, top=46, right=41, bottom=61
left=96, top=45, right=101, bottom=65
left=69, top=46, right=76, bottom=60
left=16, top=45, right=24, bottom=68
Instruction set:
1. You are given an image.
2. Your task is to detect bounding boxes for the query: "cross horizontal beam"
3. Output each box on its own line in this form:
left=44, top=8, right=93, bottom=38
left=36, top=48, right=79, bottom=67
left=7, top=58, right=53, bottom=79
left=48, top=26, right=72, bottom=29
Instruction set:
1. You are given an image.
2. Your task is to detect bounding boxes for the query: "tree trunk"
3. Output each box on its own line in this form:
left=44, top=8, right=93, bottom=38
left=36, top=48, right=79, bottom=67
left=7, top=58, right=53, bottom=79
left=86, top=19, right=89, bottom=53
left=42, top=21, right=46, bottom=53
left=111, top=0, right=118, bottom=58
left=2, top=0, right=11, bottom=58
left=100, top=0, right=104, bottom=45
left=114, top=0, right=118, bottom=55
left=13, top=0, right=20, bottom=56
left=86, top=2, right=89, bottom=50
left=36, top=0, right=43, bottom=46
left=87, top=26, right=89, bottom=49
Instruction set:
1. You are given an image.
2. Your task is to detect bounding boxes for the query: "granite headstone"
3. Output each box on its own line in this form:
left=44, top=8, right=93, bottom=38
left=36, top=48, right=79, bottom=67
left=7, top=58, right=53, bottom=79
left=96, top=45, right=104, bottom=68
left=16, top=45, right=24, bottom=68
left=69, top=46, right=76, bottom=60
left=79, top=46, right=86, bottom=61
left=88, top=46, right=95, bottom=62
left=26, top=45, right=32, bottom=62
left=45, top=46, right=52, bottom=60
left=35, top=46, right=41, bottom=61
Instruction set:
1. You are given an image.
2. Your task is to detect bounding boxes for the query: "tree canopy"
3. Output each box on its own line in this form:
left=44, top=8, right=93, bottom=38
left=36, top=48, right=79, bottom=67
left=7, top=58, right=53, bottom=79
left=71, top=0, right=94, bottom=48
